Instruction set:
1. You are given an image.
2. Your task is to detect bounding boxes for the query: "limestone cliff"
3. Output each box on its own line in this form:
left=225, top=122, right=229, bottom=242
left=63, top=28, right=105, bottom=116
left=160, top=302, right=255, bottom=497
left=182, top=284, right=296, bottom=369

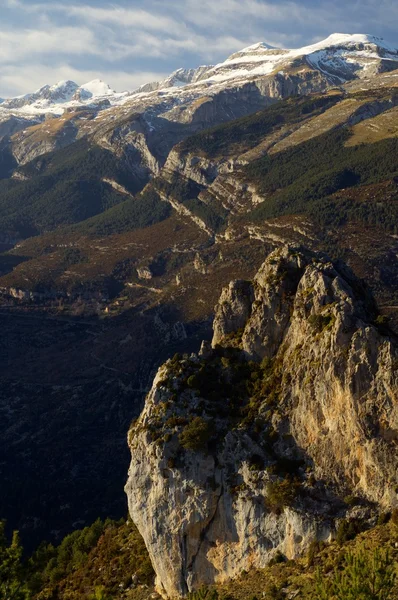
left=125, top=247, right=398, bottom=598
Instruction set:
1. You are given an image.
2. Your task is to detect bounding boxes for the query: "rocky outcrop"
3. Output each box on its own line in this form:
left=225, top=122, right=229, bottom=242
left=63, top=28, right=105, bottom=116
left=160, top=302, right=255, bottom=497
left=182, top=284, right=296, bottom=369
left=11, top=118, right=78, bottom=166
left=125, top=246, right=398, bottom=598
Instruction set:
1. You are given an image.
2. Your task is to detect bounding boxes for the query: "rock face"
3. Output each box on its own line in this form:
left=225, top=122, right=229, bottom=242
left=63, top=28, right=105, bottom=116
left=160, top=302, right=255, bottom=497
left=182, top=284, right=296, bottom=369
left=127, top=246, right=398, bottom=598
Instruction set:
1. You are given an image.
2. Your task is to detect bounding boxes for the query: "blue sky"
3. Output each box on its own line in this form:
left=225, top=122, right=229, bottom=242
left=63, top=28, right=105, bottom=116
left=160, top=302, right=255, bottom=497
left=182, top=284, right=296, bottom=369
left=1, top=0, right=397, bottom=97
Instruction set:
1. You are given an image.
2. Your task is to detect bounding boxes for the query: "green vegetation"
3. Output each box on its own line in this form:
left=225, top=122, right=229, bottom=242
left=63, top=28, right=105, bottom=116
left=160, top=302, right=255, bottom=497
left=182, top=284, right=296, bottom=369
left=0, top=521, right=29, bottom=599
left=315, top=546, right=396, bottom=600
left=0, top=144, right=17, bottom=179
left=336, top=519, right=363, bottom=546
left=266, top=479, right=299, bottom=513
left=0, top=140, right=147, bottom=238
left=179, top=416, right=213, bottom=451
left=2, top=507, right=398, bottom=600
left=187, top=588, right=219, bottom=600
left=0, top=518, right=154, bottom=600
left=216, top=521, right=398, bottom=600
left=155, top=174, right=228, bottom=232
left=61, top=247, right=89, bottom=266
left=71, top=186, right=171, bottom=236
left=308, top=312, right=335, bottom=333
left=28, top=518, right=110, bottom=591
left=247, top=128, right=398, bottom=233
left=180, top=94, right=343, bottom=157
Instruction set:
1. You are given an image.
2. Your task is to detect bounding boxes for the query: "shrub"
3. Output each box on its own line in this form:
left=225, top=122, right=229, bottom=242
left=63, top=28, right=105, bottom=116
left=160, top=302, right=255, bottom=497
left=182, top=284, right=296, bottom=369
left=315, top=546, right=396, bottom=600
left=187, top=587, right=219, bottom=600
left=268, top=550, right=286, bottom=566
left=0, top=523, right=29, bottom=600
left=336, top=519, right=362, bottom=545
left=391, top=508, right=398, bottom=528
left=308, top=313, right=335, bottom=333
left=187, top=374, right=200, bottom=389
left=375, top=315, right=390, bottom=327
left=266, top=479, right=298, bottom=512
left=377, top=512, right=391, bottom=526
left=344, top=494, right=360, bottom=507
left=179, top=417, right=213, bottom=451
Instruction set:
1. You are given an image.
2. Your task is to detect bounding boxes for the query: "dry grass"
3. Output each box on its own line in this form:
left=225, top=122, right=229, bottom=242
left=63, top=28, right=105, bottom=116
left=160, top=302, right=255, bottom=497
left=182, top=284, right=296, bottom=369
left=270, top=98, right=367, bottom=154
left=346, top=105, right=398, bottom=146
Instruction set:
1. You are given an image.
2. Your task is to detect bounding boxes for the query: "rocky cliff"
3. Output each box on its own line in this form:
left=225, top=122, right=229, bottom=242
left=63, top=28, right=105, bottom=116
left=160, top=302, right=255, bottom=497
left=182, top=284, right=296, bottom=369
left=125, top=246, right=398, bottom=598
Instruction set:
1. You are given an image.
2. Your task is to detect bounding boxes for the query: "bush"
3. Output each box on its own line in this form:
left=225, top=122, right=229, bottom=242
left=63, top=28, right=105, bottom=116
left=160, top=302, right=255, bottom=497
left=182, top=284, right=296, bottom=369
left=308, top=313, right=335, bottom=333
left=179, top=417, right=213, bottom=451
left=187, top=587, right=218, bottom=600
left=344, top=494, right=360, bottom=507
left=315, top=546, right=396, bottom=599
left=336, top=519, right=362, bottom=545
left=391, top=508, right=398, bottom=528
left=0, top=522, right=29, bottom=600
left=266, top=479, right=298, bottom=513
left=377, top=512, right=391, bottom=526
left=268, top=550, right=286, bottom=566
left=375, top=315, right=390, bottom=326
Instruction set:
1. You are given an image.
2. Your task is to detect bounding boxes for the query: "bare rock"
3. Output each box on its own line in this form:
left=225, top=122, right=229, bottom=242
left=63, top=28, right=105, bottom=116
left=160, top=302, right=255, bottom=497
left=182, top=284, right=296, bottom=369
left=125, top=246, right=398, bottom=598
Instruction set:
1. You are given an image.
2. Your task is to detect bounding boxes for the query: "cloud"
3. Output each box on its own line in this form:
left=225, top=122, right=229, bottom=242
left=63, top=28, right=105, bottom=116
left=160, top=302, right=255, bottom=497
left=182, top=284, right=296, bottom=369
left=66, top=5, right=181, bottom=34
left=0, top=63, right=169, bottom=98
left=0, top=27, right=99, bottom=62
left=0, top=0, right=397, bottom=97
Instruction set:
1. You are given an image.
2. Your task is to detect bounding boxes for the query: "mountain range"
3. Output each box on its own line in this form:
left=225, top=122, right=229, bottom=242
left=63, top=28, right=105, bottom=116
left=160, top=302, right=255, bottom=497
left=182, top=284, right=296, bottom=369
left=1, top=33, right=398, bottom=118
left=0, top=32, right=397, bottom=591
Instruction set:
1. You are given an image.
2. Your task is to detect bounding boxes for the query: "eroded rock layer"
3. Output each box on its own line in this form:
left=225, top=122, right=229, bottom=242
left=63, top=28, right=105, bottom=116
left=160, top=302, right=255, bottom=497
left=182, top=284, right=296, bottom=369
left=125, top=246, right=398, bottom=598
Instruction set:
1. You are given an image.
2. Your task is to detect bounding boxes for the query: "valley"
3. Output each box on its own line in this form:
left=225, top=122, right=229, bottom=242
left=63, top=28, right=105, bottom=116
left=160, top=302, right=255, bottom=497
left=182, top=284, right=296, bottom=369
left=0, top=31, right=397, bottom=599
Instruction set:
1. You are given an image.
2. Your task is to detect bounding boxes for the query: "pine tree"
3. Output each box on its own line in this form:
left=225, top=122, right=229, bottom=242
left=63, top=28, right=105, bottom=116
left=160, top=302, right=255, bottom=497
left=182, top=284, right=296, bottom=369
left=315, top=545, right=396, bottom=600
left=0, top=522, right=30, bottom=600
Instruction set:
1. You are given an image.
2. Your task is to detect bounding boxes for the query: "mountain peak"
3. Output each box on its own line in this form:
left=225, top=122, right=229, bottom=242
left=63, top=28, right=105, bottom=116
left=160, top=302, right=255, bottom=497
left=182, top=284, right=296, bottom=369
left=240, top=41, right=278, bottom=52
left=297, top=32, right=398, bottom=56
left=79, top=79, right=115, bottom=98
left=49, top=80, right=79, bottom=92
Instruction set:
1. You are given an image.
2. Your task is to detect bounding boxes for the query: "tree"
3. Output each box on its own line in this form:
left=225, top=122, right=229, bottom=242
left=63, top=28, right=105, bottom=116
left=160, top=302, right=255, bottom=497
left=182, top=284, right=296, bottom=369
left=0, top=522, right=29, bottom=600
left=315, top=546, right=396, bottom=600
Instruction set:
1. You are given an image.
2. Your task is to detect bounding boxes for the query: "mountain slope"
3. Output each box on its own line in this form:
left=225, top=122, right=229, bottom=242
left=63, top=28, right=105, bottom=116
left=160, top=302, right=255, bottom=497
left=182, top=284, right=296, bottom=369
left=0, top=33, right=397, bottom=554
left=0, top=139, right=149, bottom=238
left=1, top=33, right=397, bottom=175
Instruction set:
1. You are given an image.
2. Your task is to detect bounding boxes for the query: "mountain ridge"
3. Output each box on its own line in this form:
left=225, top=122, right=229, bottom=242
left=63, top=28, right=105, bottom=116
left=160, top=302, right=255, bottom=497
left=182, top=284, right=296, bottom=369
left=0, top=29, right=397, bottom=554
left=1, top=33, right=397, bottom=118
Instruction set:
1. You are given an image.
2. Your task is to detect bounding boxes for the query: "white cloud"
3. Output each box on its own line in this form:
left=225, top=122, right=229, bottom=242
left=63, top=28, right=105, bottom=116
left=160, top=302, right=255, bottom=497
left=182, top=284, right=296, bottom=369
left=0, top=27, right=99, bottom=62
left=66, top=5, right=181, bottom=34
left=0, top=0, right=397, bottom=97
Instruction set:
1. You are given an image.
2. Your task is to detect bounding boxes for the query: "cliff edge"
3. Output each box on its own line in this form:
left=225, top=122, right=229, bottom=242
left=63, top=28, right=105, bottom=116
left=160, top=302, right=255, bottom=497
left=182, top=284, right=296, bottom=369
left=125, top=246, right=398, bottom=598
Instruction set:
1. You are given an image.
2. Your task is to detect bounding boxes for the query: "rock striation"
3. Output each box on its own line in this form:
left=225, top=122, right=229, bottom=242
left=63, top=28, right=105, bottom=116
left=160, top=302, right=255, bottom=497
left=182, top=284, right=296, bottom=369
left=125, top=246, right=398, bottom=598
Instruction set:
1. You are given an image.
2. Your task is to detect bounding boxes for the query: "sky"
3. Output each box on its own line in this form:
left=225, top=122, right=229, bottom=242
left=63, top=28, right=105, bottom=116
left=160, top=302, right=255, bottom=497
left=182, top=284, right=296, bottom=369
left=0, top=0, right=397, bottom=98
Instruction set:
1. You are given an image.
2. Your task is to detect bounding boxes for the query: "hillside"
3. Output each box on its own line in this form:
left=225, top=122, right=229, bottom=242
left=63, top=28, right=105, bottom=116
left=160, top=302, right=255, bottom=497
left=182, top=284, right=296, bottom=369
left=3, top=514, right=398, bottom=600
left=0, top=33, right=397, bottom=561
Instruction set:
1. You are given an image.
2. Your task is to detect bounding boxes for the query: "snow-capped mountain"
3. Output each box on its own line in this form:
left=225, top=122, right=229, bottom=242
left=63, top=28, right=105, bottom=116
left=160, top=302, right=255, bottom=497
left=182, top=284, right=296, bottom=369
left=135, top=66, right=213, bottom=94
left=1, top=33, right=398, bottom=168
left=189, top=33, right=398, bottom=86
left=1, top=79, right=127, bottom=115
left=1, top=33, right=397, bottom=122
